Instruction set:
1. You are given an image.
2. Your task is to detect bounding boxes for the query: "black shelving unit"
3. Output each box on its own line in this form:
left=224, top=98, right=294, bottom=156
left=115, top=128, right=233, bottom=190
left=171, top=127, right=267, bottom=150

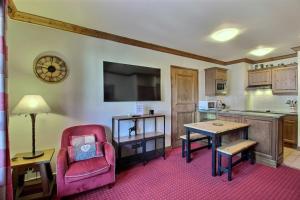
left=112, top=114, right=165, bottom=171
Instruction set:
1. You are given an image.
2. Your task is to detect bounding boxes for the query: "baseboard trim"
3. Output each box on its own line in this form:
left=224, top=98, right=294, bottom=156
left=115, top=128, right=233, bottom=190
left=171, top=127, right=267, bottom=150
left=255, top=152, right=278, bottom=168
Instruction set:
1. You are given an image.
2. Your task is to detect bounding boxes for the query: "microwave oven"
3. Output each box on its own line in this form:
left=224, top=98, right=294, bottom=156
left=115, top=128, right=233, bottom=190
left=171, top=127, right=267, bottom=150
left=216, top=80, right=227, bottom=95
left=199, top=101, right=218, bottom=110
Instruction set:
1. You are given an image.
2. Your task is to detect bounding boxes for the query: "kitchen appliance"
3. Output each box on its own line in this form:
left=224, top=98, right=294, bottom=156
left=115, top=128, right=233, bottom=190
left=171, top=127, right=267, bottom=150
left=215, top=80, right=227, bottom=95
left=199, top=100, right=218, bottom=110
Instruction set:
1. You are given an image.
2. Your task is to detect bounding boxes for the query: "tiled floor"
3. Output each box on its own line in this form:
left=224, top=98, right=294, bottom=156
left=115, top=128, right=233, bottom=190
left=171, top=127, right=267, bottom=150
left=283, top=147, right=300, bottom=169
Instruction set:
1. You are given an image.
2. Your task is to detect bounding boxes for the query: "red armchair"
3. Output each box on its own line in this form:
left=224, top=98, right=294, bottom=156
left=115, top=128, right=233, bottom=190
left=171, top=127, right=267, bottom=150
left=56, top=124, right=115, bottom=198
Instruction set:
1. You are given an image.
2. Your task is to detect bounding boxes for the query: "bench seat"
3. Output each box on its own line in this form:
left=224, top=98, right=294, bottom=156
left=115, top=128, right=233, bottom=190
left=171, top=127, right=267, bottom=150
left=180, top=133, right=207, bottom=140
left=180, top=133, right=211, bottom=158
left=217, top=139, right=257, bottom=155
left=217, top=139, right=257, bottom=181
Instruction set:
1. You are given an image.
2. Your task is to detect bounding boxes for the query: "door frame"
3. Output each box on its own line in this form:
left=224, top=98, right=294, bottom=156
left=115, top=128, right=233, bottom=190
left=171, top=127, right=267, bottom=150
left=170, top=65, right=199, bottom=148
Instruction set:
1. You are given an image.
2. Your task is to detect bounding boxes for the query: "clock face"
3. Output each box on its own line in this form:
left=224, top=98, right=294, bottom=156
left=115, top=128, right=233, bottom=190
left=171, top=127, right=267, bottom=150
left=34, top=55, right=68, bottom=83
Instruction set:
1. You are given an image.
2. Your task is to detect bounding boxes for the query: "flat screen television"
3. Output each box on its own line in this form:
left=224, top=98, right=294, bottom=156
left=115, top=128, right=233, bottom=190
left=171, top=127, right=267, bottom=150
left=103, top=61, right=161, bottom=102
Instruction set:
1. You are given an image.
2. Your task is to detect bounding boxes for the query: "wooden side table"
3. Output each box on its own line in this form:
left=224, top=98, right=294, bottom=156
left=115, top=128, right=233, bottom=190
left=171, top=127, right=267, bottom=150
left=11, top=148, right=55, bottom=200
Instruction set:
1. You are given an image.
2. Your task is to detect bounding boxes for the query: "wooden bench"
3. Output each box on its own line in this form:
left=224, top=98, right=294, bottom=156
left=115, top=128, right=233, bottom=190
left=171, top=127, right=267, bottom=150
left=217, top=139, right=257, bottom=181
left=180, top=133, right=211, bottom=158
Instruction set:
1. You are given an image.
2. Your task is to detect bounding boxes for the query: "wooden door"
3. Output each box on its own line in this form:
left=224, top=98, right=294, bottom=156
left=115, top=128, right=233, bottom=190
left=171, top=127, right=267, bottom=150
left=171, top=66, right=198, bottom=147
left=272, top=66, right=297, bottom=94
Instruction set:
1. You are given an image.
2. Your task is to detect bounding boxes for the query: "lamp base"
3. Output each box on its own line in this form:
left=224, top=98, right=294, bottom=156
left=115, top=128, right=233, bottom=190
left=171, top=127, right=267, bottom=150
left=22, top=151, right=44, bottom=159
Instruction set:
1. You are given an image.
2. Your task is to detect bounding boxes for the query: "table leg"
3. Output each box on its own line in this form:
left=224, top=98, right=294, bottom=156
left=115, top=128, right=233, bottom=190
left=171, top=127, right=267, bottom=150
left=12, top=168, right=26, bottom=199
left=211, top=136, right=217, bottom=176
left=45, top=163, right=53, bottom=180
left=40, top=163, right=50, bottom=194
left=12, top=168, right=19, bottom=198
left=186, top=128, right=191, bottom=163
left=243, top=127, right=249, bottom=139
left=242, top=127, right=249, bottom=160
left=218, top=136, right=222, bottom=146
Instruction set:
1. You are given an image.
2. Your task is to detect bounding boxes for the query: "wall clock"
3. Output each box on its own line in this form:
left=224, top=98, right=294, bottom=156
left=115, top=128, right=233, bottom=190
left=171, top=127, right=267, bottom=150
left=34, top=55, right=68, bottom=83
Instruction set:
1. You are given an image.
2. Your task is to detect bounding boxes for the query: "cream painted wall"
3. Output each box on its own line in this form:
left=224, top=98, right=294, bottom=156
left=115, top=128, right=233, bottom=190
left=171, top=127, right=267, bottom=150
left=8, top=20, right=226, bottom=170
left=8, top=19, right=300, bottom=173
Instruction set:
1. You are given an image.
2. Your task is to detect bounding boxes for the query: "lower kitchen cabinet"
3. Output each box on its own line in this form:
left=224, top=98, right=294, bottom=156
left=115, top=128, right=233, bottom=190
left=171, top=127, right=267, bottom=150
left=283, top=115, right=298, bottom=148
left=217, top=114, right=241, bottom=143
left=217, top=113, right=283, bottom=167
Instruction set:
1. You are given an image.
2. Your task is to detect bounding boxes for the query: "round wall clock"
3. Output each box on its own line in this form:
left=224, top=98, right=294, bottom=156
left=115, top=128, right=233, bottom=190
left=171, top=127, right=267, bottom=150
left=34, top=55, right=68, bottom=83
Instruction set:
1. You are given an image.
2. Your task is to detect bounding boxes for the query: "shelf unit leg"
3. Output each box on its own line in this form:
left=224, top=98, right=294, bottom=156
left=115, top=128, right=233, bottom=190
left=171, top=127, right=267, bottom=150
left=143, top=118, right=146, bottom=165
left=163, top=116, right=166, bottom=159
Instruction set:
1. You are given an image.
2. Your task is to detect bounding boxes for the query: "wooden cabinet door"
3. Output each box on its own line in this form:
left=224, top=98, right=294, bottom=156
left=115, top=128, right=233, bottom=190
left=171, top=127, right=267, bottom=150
left=217, top=114, right=240, bottom=122
left=242, top=116, right=273, bottom=157
left=205, top=68, right=216, bottom=96
left=272, top=66, right=297, bottom=94
left=283, top=115, right=298, bottom=147
left=217, top=114, right=242, bottom=143
left=205, top=67, right=227, bottom=96
left=171, top=66, right=198, bottom=147
left=216, top=69, right=227, bottom=80
left=248, top=69, right=271, bottom=86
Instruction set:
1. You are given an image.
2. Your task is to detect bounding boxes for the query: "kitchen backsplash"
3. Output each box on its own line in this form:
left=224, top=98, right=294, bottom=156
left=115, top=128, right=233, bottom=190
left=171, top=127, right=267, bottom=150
left=246, top=89, right=297, bottom=112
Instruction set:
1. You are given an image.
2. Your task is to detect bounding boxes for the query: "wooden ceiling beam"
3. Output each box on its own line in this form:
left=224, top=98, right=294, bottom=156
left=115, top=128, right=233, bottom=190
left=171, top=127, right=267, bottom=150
left=253, top=53, right=297, bottom=64
left=224, top=58, right=255, bottom=65
left=8, top=0, right=17, bottom=18
left=10, top=10, right=226, bottom=65
left=7, top=0, right=300, bottom=66
left=291, top=46, right=300, bottom=52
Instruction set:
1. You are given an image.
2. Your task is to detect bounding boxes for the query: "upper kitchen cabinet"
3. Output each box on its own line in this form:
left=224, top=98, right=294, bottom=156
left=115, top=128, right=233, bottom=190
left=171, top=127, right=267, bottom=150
left=248, top=69, right=272, bottom=86
left=205, top=67, right=228, bottom=96
left=272, top=65, right=297, bottom=94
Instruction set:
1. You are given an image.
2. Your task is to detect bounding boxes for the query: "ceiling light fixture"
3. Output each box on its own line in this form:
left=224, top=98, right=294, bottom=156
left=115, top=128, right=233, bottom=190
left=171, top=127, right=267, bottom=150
left=249, top=47, right=274, bottom=57
left=210, top=28, right=240, bottom=42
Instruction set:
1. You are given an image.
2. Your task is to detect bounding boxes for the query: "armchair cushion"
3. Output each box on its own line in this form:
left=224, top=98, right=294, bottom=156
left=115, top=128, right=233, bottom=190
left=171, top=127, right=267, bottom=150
left=65, top=157, right=110, bottom=183
left=68, top=142, right=104, bottom=163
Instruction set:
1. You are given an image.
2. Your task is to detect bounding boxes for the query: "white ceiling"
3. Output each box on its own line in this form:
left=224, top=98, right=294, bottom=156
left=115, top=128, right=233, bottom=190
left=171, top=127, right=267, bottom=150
left=15, top=0, right=300, bottom=61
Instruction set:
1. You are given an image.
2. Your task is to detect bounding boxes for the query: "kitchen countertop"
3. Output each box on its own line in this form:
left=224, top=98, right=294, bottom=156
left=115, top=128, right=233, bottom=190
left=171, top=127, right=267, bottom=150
left=199, top=109, right=297, bottom=118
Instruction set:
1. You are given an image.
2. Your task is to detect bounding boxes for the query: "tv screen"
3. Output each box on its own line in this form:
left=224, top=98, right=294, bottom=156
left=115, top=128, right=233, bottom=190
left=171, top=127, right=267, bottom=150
left=103, top=61, right=161, bottom=102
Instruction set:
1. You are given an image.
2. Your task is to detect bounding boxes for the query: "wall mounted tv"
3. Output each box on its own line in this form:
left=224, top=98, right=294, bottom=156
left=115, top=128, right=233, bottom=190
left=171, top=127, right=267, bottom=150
left=103, top=61, right=161, bottom=102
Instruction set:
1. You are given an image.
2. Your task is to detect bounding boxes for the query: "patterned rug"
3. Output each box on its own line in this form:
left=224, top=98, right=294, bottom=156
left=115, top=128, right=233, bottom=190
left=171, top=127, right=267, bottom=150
left=67, top=147, right=300, bottom=200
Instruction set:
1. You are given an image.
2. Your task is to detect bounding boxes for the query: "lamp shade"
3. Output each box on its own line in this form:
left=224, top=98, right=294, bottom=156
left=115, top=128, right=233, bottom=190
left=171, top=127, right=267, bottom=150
left=12, top=95, right=51, bottom=114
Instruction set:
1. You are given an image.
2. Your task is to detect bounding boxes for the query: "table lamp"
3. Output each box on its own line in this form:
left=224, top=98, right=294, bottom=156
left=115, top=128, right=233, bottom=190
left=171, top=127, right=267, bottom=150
left=13, top=95, right=51, bottom=159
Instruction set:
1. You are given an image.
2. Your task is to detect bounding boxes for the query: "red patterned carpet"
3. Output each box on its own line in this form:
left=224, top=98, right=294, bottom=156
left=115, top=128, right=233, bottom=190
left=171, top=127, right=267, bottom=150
left=67, top=147, right=300, bottom=200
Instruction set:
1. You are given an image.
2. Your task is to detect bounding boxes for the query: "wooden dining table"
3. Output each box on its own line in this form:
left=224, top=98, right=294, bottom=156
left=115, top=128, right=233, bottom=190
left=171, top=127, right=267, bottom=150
left=184, top=120, right=250, bottom=176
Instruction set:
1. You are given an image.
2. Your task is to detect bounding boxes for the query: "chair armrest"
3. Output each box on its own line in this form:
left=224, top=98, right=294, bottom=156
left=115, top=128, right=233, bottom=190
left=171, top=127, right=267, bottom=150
left=56, top=148, right=68, bottom=181
left=104, top=142, right=115, bottom=166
